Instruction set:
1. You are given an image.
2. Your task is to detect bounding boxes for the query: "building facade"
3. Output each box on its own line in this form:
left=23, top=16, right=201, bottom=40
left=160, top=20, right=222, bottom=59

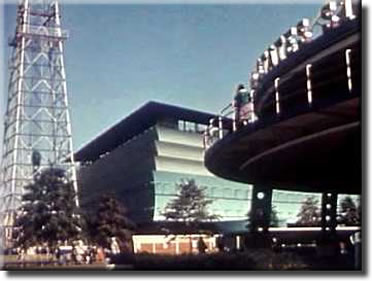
left=75, top=102, right=359, bottom=232
left=75, top=102, right=253, bottom=231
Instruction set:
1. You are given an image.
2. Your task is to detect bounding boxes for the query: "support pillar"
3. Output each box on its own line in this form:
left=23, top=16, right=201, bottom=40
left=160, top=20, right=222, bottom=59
left=318, top=192, right=339, bottom=256
left=321, top=192, right=338, bottom=234
left=246, top=186, right=273, bottom=249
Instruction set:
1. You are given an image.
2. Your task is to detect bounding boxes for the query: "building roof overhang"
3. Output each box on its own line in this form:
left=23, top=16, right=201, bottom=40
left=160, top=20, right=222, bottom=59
left=74, top=101, right=217, bottom=162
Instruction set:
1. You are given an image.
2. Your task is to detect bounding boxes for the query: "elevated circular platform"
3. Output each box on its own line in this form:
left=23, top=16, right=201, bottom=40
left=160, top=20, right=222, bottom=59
left=205, top=20, right=361, bottom=194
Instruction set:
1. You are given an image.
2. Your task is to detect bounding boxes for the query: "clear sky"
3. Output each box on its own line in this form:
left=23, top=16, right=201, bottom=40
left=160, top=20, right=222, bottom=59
left=2, top=2, right=321, bottom=151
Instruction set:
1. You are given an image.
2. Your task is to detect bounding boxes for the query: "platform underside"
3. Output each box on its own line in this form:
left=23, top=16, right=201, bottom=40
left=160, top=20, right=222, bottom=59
left=205, top=98, right=361, bottom=194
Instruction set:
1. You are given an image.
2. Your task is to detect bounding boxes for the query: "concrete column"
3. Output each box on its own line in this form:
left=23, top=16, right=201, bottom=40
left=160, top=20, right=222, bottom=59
left=321, top=192, right=338, bottom=235
left=318, top=192, right=339, bottom=257
left=246, top=186, right=273, bottom=249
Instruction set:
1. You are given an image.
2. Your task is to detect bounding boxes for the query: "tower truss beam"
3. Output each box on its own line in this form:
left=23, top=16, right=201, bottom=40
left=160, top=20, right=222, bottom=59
left=1, top=0, right=78, bottom=246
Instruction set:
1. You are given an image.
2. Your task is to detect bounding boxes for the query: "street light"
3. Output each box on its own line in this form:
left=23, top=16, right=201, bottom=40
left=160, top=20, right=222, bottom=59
left=269, top=44, right=279, bottom=67
left=274, top=35, right=287, bottom=62
left=284, top=27, right=299, bottom=55
left=250, top=71, right=260, bottom=91
left=320, top=1, right=341, bottom=29
left=256, top=57, right=265, bottom=76
left=296, top=18, right=313, bottom=44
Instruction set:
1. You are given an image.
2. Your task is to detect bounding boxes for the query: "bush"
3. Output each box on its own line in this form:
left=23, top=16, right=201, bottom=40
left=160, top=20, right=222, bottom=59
left=115, top=250, right=357, bottom=270
left=132, top=252, right=256, bottom=270
left=250, top=250, right=307, bottom=270
left=110, top=252, right=135, bottom=265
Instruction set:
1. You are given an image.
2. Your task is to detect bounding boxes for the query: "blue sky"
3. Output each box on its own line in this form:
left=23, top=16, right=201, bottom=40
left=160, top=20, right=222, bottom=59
left=2, top=3, right=320, bottom=150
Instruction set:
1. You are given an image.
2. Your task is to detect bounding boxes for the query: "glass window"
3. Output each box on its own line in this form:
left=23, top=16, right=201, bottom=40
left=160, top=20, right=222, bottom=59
left=165, top=183, right=176, bottom=195
left=337, top=194, right=360, bottom=226
left=156, top=184, right=164, bottom=194
left=196, top=124, right=207, bottom=133
left=234, top=189, right=240, bottom=198
left=152, top=171, right=253, bottom=221
left=223, top=188, right=232, bottom=198
left=185, top=121, right=196, bottom=132
left=159, top=118, right=178, bottom=129
left=245, top=190, right=250, bottom=199
left=178, top=120, right=185, bottom=131
left=210, top=187, right=216, bottom=197
left=213, top=188, right=221, bottom=197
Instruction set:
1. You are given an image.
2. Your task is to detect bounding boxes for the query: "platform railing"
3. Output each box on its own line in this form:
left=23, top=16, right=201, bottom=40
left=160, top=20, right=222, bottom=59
left=249, top=0, right=359, bottom=100
left=203, top=0, right=359, bottom=152
left=203, top=116, right=225, bottom=151
left=203, top=99, right=257, bottom=150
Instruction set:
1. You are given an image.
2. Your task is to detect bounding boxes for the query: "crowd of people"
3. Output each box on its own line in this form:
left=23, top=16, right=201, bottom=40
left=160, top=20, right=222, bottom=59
left=54, top=242, right=106, bottom=265
left=15, top=237, right=122, bottom=266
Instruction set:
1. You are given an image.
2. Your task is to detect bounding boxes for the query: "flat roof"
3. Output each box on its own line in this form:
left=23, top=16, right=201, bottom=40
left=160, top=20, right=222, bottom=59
left=74, top=101, right=216, bottom=162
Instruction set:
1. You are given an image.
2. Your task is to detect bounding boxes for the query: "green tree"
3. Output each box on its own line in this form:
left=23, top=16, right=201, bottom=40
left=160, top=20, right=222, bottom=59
left=162, top=179, right=218, bottom=252
left=14, top=167, right=83, bottom=249
left=270, top=205, right=280, bottom=227
left=246, top=205, right=280, bottom=228
left=88, top=195, right=135, bottom=251
left=162, top=179, right=218, bottom=227
left=338, top=196, right=360, bottom=226
left=295, top=196, right=321, bottom=226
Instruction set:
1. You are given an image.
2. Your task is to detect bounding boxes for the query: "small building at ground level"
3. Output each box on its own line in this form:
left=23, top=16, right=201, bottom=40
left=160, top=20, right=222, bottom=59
left=132, top=234, right=220, bottom=255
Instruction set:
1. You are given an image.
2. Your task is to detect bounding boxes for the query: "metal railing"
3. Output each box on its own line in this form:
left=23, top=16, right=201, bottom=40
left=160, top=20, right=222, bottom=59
left=249, top=0, right=359, bottom=100
left=203, top=100, right=257, bottom=150
left=203, top=0, right=359, bottom=152
left=19, top=24, right=68, bottom=39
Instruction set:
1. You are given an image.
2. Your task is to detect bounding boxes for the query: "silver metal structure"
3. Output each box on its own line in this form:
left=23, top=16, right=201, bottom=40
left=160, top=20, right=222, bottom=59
left=0, top=0, right=78, bottom=246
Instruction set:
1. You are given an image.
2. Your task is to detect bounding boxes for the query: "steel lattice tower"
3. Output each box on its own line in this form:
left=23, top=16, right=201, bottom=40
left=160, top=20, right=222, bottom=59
left=0, top=0, right=78, bottom=244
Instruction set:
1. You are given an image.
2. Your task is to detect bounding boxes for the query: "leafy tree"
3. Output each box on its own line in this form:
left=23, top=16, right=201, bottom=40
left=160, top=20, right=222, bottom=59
left=338, top=196, right=360, bottom=226
left=246, top=205, right=280, bottom=228
left=295, top=196, right=321, bottom=226
left=270, top=206, right=280, bottom=227
left=88, top=195, right=135, bottom=251
left=162, top=179, right=218, bottom=252
left=162, top=179, right=218, bottom=227
left=14, top=167, right=83, bottom=249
